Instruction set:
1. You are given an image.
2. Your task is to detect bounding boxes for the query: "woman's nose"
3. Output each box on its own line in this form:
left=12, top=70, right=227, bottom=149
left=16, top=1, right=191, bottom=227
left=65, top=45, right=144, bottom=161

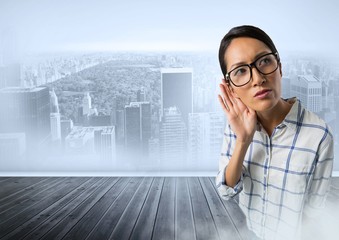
left=251, top=67, right=266, bottom=86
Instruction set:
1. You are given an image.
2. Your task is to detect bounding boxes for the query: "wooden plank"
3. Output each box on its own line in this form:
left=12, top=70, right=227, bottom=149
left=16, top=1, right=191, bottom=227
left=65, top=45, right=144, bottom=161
left=82, top=177, right=144, bottom=240
left=39, top=177, right=128, bottom=240
left=208, top=177, right=260, bottom=240
left=0, top=177, right=69, bottom=220
left=109, top=177, right=154, bottom=240
left=199, top=177, right=241, bottom=239
left=175, top=177, right=196, bottom=240
left=0, top=177, right=89, bottom=239
left=0, top=177, right=46, bottom=197
left=0, top=177, right=11, bottom=183
left=0, top=177, right=62, bottom=212
left=1, top=177, right=103, bottom=240
left=188, top=177, right=220, bottom=240
left=18, top=177, right=110, bottom=240
left=152, top=177, right=176, bottom=240
left=129, top=177, right=164, bottom=240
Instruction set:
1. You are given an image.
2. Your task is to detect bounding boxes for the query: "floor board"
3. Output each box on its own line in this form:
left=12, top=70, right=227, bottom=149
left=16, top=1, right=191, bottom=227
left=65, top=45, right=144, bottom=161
left=0, top=177, right=337, bottom=240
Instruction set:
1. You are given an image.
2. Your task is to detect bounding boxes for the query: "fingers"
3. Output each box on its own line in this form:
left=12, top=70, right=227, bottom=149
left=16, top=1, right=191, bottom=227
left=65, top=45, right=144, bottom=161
left=219, top=83, right=234, bottom=111
left=218, top=94, right=229, bottom=112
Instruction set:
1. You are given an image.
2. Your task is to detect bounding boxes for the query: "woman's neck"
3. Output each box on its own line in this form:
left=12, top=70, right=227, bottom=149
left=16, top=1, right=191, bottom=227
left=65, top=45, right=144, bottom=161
left=256, top=99, right=293, bottom=136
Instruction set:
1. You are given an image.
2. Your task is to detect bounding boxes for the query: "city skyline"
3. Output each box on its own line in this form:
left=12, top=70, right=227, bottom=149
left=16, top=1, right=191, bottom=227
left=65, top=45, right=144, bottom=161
left=0, top=50, right=339, bottom=174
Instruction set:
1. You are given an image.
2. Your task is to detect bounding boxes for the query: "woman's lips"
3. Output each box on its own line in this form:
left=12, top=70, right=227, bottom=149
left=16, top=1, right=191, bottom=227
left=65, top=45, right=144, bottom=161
left=254, top=89, right=272, bottom=99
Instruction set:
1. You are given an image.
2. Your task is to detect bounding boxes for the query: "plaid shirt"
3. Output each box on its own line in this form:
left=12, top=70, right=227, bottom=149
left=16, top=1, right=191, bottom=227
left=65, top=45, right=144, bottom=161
left=215, top=98, right=334, bottom=239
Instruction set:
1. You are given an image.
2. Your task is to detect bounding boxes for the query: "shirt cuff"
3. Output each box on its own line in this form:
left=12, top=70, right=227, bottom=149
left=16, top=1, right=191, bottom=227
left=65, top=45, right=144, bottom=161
left=216, top=166, right=244, bottom=200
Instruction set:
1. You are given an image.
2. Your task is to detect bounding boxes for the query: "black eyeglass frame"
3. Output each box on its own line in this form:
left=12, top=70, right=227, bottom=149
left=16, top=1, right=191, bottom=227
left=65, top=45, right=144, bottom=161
left=225, top=52, right=280, bottom=87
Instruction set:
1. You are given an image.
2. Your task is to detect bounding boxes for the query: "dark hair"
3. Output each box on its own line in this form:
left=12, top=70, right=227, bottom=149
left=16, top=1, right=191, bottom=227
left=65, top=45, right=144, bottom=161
left=218, top=25, right=279, bottom=77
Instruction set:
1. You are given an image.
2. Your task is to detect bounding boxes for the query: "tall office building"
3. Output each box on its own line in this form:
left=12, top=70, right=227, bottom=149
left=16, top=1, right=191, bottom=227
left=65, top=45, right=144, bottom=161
left=188, top=112, right=225, bottom=167
left=65, top=126, right=116, bottom=162
left=159, top=107, right=187, bottom=168
left=0, top=87, right=51, bottom=149
left=115, top=109, right=125, bottom=144
left=82, top=92, right=92, bottom=116
left=61, top=119, right=74, bottom=142
left=124, top=102, right=151, bottom=155
left=50, top=89, right=61, bottom=141
left=291, top=75, right=322, bottom=113
left=281, top=76, right=292, bottom=99
left=94, top=127, right=116, bottom=162
left=161, top=68, right=193, bottom=125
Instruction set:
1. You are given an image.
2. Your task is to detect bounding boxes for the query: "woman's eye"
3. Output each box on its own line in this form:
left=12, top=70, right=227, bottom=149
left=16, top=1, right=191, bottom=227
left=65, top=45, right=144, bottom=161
left=259, top=57, right=271, bottom=66
left=233, top=67, right=247, bottom=76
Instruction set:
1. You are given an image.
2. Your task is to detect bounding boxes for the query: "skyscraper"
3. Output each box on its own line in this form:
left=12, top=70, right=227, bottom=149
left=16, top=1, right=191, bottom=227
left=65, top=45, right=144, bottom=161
left=291, top=75, right=322, bottom=113
left=161, top=68, right=193, bottom=125
left=0, top=87, right=51, bottom=149
left=281, top=76, right=292, bottom=99
left=124, top=102, right=151, bottom=155
left=94, top=127, right=116, bottom=162
left=82, top=92, right=92, bottom=116
left=115, top=109, right=125, bottom=145
left=50, top=89, right=61, bottom=141
left=65, top=126, right=116, bottom=162
left=188, top=112, right=225, bottom=168
left=159, top=107, right=187, bottom=168
left=60, top=119, right=73, bottom=143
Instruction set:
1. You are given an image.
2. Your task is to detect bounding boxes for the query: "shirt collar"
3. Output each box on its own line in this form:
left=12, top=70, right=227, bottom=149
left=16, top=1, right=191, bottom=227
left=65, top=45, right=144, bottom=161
left=282, top=97, right=304, bottom=130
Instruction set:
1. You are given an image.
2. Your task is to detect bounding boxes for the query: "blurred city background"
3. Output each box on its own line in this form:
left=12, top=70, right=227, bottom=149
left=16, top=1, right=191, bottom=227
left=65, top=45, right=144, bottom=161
left=0, top=0, right=338, bottom=174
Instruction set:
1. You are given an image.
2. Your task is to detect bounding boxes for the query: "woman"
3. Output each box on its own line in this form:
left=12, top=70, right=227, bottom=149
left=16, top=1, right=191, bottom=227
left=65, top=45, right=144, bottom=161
left=215, top=25, right=333, bottom=239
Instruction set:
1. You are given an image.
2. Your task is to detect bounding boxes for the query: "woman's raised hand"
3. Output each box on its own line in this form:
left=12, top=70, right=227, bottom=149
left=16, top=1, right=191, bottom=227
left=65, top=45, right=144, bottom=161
left=218, top=79, right=257, bottom=144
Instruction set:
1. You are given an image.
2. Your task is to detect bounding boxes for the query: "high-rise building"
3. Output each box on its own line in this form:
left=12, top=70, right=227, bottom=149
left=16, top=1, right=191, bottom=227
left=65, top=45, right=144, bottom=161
left=281, top=76, right=292, bottom=99
left=124, top=102, right=151, bottom=155
left=115, top=109, right=125, bottom=145
left=94, top=127, right=116, bottom=162
left=0, top=87, right=51, bottom=149
left=50, top=89, right=61, bottom=141
left=291, top=75, right=322, bottom=113
left=159, top=107, right=187, bottom=168
left=82, top=92, right=92, bottom=116
left=188, top=112, right=225, bottom=167
left=60, top=119, right=73, bottom=142
left=65, top=126, right=116, bottom=162
left=161, top=68, right=193, bottom=125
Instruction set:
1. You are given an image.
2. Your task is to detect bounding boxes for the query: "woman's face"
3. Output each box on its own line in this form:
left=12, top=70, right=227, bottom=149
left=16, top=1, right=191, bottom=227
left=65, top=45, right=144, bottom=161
left=224, top=37, right=282, bottom=112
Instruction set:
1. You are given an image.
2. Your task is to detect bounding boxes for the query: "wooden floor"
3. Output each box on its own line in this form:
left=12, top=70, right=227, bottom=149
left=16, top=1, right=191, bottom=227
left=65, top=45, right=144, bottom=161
left=0, top=177, right=338, bottom=240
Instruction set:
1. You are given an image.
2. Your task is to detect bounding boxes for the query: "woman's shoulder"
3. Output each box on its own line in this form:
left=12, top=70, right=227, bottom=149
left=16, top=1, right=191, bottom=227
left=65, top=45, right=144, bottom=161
left=299, top=102, right=333, bottom=139
left=283, top=97, right=332, bottom=138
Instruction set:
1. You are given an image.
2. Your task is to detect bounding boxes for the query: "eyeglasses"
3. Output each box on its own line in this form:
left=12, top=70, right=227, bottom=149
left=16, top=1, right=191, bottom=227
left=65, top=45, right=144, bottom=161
left=225, top=52, right=279, bottom=87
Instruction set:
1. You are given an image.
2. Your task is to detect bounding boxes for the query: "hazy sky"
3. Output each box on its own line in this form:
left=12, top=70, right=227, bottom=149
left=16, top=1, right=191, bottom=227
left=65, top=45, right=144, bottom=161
left=0, top=0, right=338, bottom=54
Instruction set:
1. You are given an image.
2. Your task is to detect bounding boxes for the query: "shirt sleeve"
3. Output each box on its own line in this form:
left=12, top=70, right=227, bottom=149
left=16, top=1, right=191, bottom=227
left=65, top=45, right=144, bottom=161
left=215, top=124, right=246, bottom=200
left=303, top=127, right=334, bottom=218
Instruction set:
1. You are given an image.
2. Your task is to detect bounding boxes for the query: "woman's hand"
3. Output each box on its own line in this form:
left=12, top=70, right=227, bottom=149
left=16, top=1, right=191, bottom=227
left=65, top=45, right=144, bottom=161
left=218, top=79, right=257, bottom=144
